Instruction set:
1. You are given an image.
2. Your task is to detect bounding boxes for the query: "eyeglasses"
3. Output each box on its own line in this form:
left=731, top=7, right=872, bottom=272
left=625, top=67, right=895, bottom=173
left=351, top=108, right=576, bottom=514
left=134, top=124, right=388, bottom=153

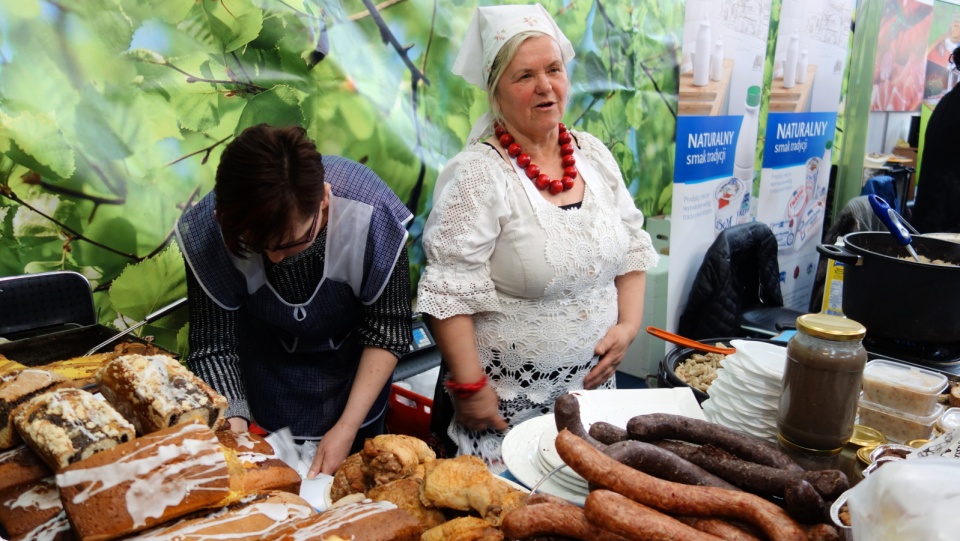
left=263, top=207, right=321, bottom=252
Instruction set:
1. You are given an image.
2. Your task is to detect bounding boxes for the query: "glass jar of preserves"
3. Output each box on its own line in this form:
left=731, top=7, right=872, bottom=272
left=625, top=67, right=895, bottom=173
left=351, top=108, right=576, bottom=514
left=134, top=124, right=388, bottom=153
left=777, top=313, right=868, bottom=454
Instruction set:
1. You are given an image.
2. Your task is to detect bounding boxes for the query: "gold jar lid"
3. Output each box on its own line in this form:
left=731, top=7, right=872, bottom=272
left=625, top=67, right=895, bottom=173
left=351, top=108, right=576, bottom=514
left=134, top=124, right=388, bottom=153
left=906, top=439, right=930, bottom=448
left=795, top=313, right=867, bottom=341
left=777, top=432, right=844, bottom=456
left=848, top=425, right=887, bottom=447
left=857, top=444, right=879, bottom=466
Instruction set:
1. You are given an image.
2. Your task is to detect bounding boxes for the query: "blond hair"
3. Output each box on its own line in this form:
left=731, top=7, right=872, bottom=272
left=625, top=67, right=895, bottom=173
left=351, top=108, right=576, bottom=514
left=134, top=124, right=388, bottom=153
left=487, top=30, right=553, bottom=124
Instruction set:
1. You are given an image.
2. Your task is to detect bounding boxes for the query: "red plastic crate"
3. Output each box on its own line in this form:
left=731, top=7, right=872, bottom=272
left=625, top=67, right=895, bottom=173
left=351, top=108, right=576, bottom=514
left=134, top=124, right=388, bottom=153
left=386, top=383, right=433, bottom=442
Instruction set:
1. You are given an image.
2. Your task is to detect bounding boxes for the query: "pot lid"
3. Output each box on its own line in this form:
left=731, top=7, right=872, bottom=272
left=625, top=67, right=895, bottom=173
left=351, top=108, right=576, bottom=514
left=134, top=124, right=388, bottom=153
left=795, top=313, right=866, bottom=341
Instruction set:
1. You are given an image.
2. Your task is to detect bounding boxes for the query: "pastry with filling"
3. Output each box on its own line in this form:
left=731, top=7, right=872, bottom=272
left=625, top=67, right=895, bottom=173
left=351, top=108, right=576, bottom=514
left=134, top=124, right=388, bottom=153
left=272, top=499, right=423, bottom=541
left=330, top=451, right=372, bottom=503
left=361, top=434, right=436, bottom=486
left=421, top=516, right=504, bottom=541
left=0, top=444, right=52, bottom=496
left=97, top=354, right=226, bottom=435
left=420, top=455, right=527, bottom=526
left=13, top=388, right=136, bottom=471
left=0, top=369, right=75, bottom=449
left=366, top=477, right=446, bottom=531
left=56, top=421, right=231, bottom=540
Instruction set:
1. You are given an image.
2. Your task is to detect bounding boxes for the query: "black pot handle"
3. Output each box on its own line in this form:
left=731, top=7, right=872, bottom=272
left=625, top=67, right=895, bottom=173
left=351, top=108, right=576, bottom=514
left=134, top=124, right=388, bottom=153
left=816, top=244, right=862, bottom=266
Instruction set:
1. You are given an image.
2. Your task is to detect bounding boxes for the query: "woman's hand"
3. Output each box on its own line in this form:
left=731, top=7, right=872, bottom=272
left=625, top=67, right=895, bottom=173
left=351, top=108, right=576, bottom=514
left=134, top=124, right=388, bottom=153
left=307, top=423, right=355, bottom=478
left=584, top=323, right=637, bottom=389
left=456, top=385, right=508, bottom=432
left=227, top=416, right=249, bottom=433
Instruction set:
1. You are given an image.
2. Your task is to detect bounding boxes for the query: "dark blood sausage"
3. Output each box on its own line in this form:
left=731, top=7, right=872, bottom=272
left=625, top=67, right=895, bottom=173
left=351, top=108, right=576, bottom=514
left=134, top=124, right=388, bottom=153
left=500, top=501, right=630, bottom=541
left=553, top=393, right=606, bottom=449
left=588, top=421, right=628, bottom=444
left=783, top=479, right=829, bottom=525
left=674, top=516, right=763, bottom=541
left=626, top=413, right=803, bottom=472
left=555, top=430, right=807, bottom=541
left=654, top=441, right=849, bottom=500
left=603, top=440, right=740, bottom=491
left=584, top=489, right=724, bottom=541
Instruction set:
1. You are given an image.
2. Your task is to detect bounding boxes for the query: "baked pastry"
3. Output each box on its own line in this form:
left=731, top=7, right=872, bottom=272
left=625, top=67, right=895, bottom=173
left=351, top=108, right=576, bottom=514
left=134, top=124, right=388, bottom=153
left=330, top=452, right=372, bottom=502
left=361, top=434, right=436, bottom=486
left=421, top=516, right=504, bottom=541
left=126, top=491, right=315, bottom=540
left=12, top=388, right=136, bottom=471
left=0, top=369, right=74, bottom=449
left=0, top=444, right=52, bottom=495
left=97, top=354, right=227, bottom=435
left=420, top=455, right=527, bottom=526
left=56, top=421, right=232, bottom=540
left=39, top=341, right=167, bottom=389
left=216, top=429, right=302, bottom=497
left=0, top=355, right=28, bottom=377
left=366, top=477, right=446, bottom=531
left=272, top=499, right=423, bottom=541
left=0, top=476, right=63, bottom=539
left=950, top=382, right=960, bottom=408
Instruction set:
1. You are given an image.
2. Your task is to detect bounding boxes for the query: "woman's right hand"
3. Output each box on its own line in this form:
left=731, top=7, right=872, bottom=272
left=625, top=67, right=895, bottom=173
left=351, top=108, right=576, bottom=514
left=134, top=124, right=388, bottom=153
left=456, top=385, right=508, bottom=432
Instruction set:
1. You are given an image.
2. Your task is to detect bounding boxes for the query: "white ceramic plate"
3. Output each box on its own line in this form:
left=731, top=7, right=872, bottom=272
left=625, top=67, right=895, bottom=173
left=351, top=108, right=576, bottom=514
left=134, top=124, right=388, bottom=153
left=502, top=414, right=588, bottom=505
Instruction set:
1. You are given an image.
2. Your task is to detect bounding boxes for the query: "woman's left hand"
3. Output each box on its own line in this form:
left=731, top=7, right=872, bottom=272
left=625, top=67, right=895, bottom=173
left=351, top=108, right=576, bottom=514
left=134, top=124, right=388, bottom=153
left=584, top=323, right=636, bottom=389
left=307, top=423, right=355, bottom=478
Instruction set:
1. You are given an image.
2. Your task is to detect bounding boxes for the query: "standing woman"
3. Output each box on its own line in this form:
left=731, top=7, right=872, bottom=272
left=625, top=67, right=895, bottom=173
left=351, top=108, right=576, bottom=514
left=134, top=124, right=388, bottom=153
left=417, top=4, right=659, bottom=472
left=177, top=124, right=412, bottom=477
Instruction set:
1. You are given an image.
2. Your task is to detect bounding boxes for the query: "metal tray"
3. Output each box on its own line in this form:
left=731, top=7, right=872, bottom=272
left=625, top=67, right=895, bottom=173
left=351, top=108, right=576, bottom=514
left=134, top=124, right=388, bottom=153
left=0, top=324, right=177, bottom=366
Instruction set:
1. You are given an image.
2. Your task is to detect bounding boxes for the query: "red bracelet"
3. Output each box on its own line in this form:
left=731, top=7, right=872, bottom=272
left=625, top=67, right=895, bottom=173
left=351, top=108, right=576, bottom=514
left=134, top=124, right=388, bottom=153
left=445, top=375, right=488, bottom=399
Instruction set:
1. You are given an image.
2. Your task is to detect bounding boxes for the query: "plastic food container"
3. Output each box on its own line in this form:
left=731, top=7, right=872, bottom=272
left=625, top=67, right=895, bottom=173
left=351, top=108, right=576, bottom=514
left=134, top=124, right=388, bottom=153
left=938, top=407, right=960, bottom=433
left=857, top=393, right=942, bottom=443
left=860, top=359, right=948, bottom=417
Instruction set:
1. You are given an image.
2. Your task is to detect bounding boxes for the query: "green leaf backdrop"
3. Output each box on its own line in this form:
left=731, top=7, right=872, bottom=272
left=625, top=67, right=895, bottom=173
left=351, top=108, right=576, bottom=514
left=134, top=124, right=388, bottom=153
left=0, top=0, right=683, bottom=354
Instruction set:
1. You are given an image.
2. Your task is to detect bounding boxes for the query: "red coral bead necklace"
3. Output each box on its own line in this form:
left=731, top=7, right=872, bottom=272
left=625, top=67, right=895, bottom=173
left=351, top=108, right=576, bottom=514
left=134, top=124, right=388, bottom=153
left=495, top=122, right=578, bottom=195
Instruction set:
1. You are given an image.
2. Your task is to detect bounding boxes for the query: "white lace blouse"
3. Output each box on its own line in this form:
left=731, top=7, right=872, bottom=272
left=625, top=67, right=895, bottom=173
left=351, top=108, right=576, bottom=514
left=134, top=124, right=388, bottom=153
left=417, top=130, right=660, bottom=471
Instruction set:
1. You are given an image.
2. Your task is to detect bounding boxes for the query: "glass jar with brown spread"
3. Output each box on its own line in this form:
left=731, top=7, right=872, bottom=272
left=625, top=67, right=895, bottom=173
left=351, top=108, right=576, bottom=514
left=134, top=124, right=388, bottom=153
left=777, top=313, right=868, bottom=454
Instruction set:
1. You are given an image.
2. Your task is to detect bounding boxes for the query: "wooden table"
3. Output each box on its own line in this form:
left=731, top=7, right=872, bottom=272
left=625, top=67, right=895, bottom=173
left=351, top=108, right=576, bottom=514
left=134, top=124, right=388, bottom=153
left=679, top=58, right=735, bottom=116
left=769, top=64, right=817, bottom=113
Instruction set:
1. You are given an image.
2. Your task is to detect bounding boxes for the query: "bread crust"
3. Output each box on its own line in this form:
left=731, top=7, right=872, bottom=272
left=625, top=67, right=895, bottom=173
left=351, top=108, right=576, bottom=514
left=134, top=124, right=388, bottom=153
left=272, top=500, right=424, bottom=541
left=0, top=476, right=62, bottom=538
left=0, top=369, right=75, bottom=449
left=0, top=444, right=52, bottom=496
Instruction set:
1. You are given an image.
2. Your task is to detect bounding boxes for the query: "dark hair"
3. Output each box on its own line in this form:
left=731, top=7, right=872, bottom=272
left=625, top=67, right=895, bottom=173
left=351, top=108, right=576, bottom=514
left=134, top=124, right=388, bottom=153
left=214, top=124, right=326, bottom=258
left=952, top=45, right=960, bottom=68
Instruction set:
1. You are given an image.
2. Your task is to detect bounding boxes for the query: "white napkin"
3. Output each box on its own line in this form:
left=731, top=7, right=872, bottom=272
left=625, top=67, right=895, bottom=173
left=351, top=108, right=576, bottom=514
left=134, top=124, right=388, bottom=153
left=264, top=427, right=333, bottom=511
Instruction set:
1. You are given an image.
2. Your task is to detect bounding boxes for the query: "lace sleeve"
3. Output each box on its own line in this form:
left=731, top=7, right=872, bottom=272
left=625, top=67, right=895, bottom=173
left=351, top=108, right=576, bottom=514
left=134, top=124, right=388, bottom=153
left=416, top=148, right=510, bottom=319
left=575, top=130, right=660, bottom=274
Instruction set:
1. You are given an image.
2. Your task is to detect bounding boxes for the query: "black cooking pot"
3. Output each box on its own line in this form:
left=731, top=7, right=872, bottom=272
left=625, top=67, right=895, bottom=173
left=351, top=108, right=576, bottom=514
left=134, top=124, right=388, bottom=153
left=817, top=232, right=960, bottom=343
left=659, top=337, right=785, bottom=404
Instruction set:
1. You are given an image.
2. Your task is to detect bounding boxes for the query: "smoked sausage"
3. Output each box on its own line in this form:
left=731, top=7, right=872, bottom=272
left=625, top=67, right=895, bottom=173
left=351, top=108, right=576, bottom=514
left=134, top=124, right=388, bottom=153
left=583, top=489, right=723, bottom=541
left=654, top=441, right=849, bottom=499
left=603, top=440, right=739, bottom=491
left=627, top=413, right=803, bottom=471
left=588, top=421, right=628, bottom=444
left=675, top=517, right=763, bottom=541
left=555, top=429, right=807, bottom=541
left=500, top=502, right=629, bottom=541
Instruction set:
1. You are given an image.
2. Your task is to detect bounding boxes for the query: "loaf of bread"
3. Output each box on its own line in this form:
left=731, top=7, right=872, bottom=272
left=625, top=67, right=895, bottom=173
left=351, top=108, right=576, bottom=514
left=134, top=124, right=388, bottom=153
left=126, top=490, right=315, bottom=540
left=0, top=369, right=75, bottom=449
left=12, top=388, right=136, bottom=471
left=0, top=476, right=63, bottom=539
left=0, top=444, right=52, bottom=496
left=39, top=341, right=167, bottom=389
left=56, top=421, right=232, bottom=540
left=216, top=429, right=302, bottom=497
left=97, top=354, right=227, bottom=435
left=0, top=355, right=29, bottom=377
left=272, top=500, right=423, bottom=541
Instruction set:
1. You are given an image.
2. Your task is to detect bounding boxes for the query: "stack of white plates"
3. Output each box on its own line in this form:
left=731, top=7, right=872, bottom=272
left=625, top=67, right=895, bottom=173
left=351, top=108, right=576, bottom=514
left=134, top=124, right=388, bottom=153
left=701, top=339, right=786, bottom=442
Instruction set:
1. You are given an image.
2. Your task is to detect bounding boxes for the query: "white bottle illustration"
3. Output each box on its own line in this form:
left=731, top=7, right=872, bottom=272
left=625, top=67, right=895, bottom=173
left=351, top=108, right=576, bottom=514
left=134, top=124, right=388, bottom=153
left=783, top=33, right=799, bottom=89
left=694, top=19, right=711, bottom=87
left=733, top=86, right=762, bottom=226
left=816, top=139, right=832, bottom=201
left=797, top=48, right=809, bottom=84
left=710, top=39, right=724, bottom=82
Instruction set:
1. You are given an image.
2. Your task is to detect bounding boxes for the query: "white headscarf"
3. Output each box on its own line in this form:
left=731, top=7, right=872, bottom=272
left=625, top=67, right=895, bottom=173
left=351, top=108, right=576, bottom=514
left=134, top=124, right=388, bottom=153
left=453, top=4, right=575, bottom=145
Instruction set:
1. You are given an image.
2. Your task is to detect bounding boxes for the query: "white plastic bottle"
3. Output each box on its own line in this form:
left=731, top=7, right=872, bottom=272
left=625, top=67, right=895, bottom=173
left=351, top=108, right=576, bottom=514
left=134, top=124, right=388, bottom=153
left=734, top=86, right=762, bottom=186
left=783, top=33, right=799, bottom=89
left=694, top=19, right=711, bottom=87
left=797, top=48, right=809, bottom=84
left=710, top=39, right=724, bottom=82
